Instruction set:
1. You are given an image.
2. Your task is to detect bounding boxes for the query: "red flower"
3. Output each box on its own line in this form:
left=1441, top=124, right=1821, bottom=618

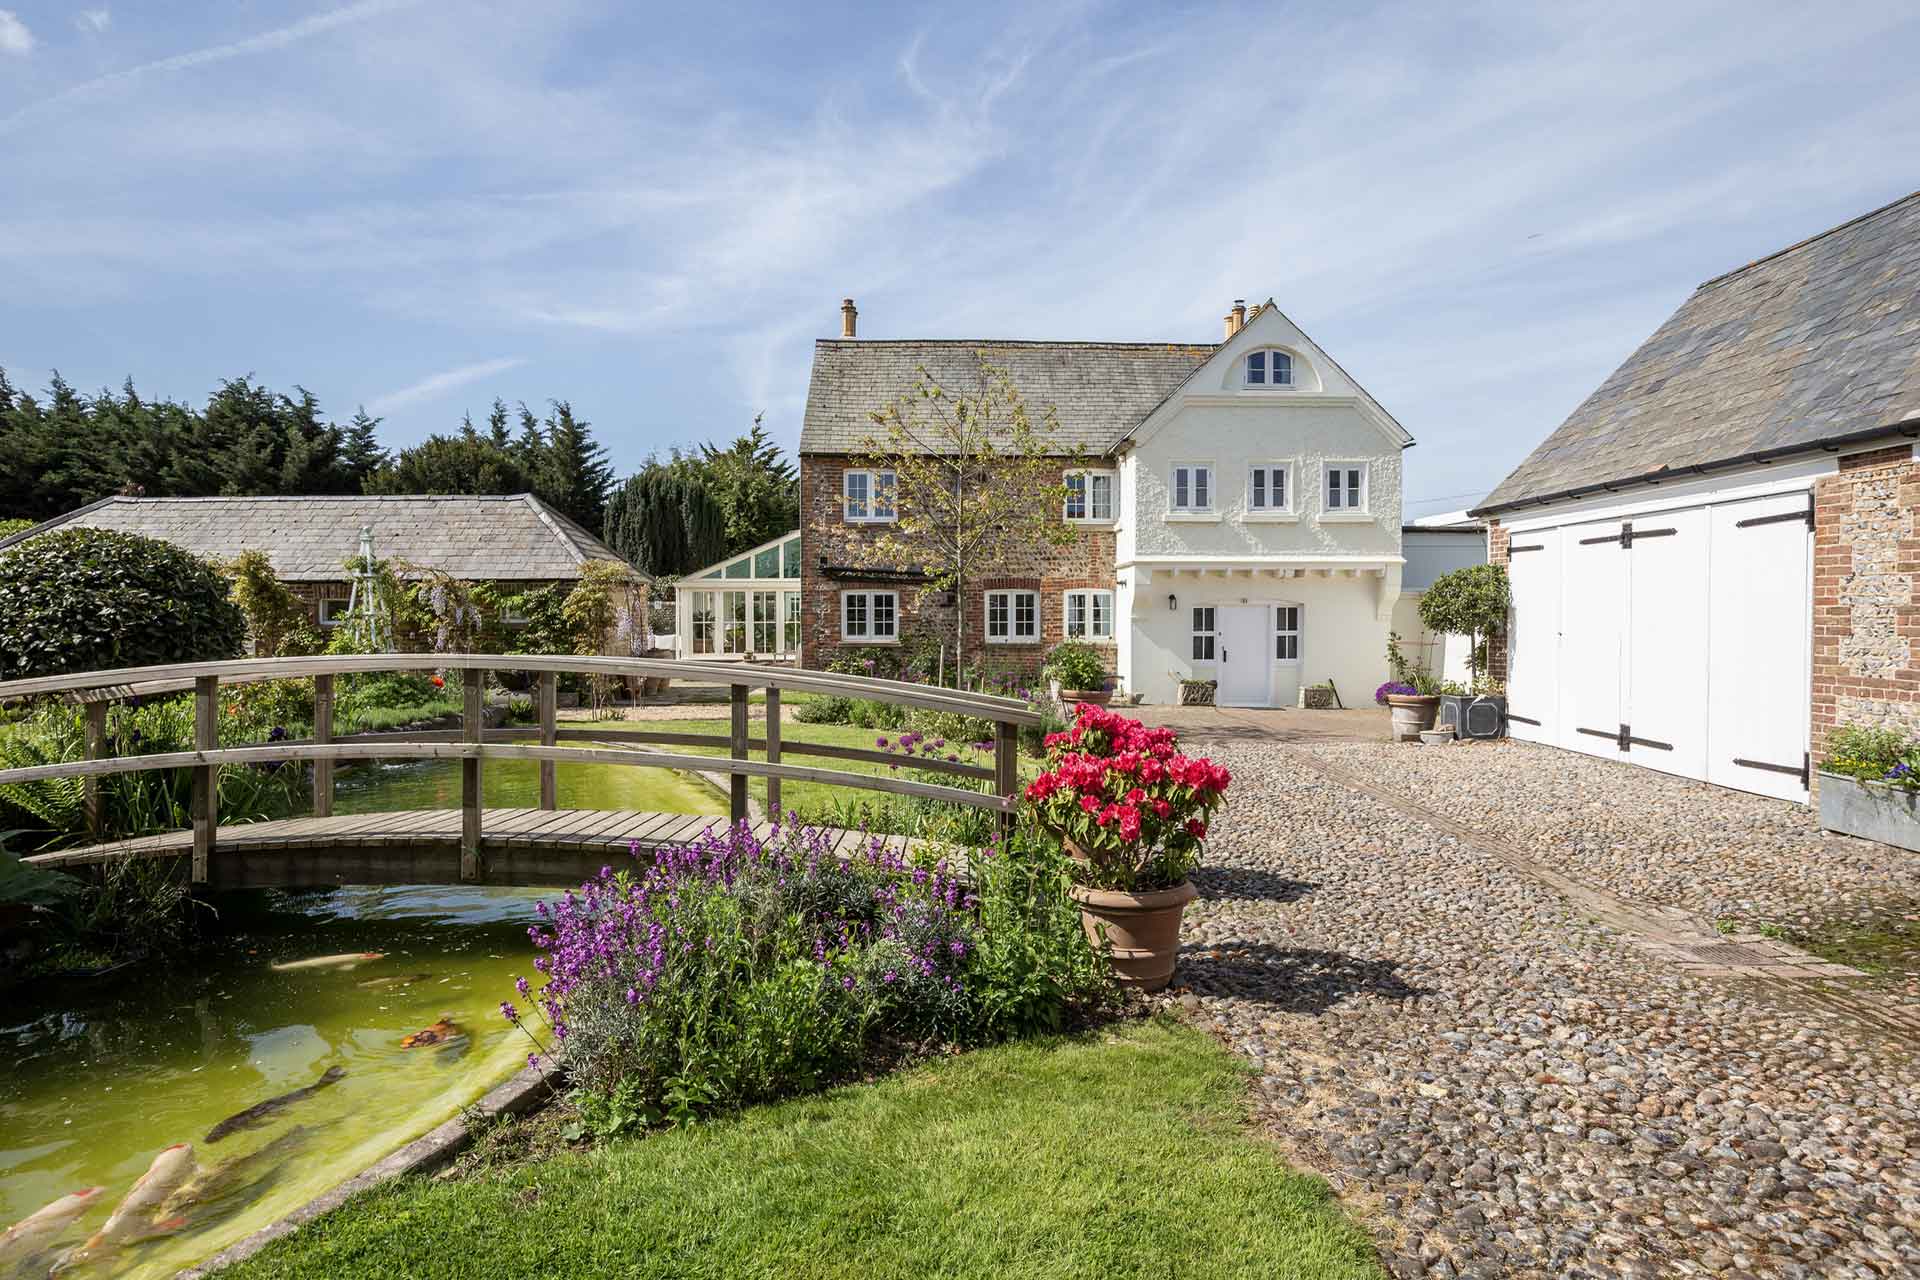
left=1185, top=818, right=1208, bottom=839
left=431, top=674, right=446, bottom=688
left=1079, top=794, right=1101, bottom=814
left=1152, top=799, right=1172, bottom=819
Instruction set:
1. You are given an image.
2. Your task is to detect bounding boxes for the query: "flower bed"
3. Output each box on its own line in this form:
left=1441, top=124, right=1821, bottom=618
left=504, top=820, right=1106, bottom=1135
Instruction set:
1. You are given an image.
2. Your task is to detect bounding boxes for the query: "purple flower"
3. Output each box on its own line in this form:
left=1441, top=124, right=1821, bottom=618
left=500, top=1001, right=519, bottom=1024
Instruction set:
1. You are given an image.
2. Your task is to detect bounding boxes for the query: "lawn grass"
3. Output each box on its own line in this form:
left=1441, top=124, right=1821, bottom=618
left=224, top=1018, right=1383, bottom=1280
left=573, top=715, right=1035, bottom=817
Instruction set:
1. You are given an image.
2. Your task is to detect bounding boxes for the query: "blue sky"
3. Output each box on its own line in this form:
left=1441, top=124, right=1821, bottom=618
left=1, top=1, right=1916, bottom=514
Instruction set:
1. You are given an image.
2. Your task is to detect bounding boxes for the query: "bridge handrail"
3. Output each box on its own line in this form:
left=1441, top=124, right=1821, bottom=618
left=0, top=654, right=1043, bottom=724
left=0, top=653, right=1035, bottom=882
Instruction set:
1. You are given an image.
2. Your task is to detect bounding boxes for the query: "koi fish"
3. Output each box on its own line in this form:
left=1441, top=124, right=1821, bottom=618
left=204, top=1067, right=345, bottom=1144
left=66, top=1144, right=198, bottom=1262
left=399, top=1017, right=463, bottom=1050
left=270, top=952, right=384, bottom=972
left=157, top=1125, right=315, bottom=1226
left=0, top=1188, right=104, bottom=1270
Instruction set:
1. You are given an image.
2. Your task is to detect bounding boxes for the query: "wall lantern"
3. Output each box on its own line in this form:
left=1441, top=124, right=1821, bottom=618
left=1167, top=593, right=1178, bottom=612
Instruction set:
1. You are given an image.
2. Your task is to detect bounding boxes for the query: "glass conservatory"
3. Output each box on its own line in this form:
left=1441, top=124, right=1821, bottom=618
left=672, top=531, right=802, bottom=660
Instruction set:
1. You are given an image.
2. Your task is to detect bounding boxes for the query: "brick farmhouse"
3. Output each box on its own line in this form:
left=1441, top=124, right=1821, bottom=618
left=1473, top=190, right=1920, bottom=803
left=795, top=298, right=1428, bottom=706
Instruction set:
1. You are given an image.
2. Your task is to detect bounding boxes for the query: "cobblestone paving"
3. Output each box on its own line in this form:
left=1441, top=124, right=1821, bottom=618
left=1165, top=739, right=1920, bottom=1279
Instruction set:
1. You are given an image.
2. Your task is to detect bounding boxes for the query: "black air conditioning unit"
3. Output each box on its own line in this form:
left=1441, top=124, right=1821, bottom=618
left=1438, top=694, right=1506, bottom=740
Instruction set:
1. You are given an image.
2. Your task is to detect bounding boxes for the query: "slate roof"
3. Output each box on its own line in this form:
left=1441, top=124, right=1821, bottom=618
left=799, top=339, right=1216, bottom=454
left=0, top=494, right=628, bottom=582
left=1476, top=190, right=1920, bottom=514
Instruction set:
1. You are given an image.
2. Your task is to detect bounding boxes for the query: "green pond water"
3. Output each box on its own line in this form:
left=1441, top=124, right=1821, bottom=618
left=0, top=760, right=723, bottom=1279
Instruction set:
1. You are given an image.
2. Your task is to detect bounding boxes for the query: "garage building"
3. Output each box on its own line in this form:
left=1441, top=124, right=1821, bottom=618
left=1473, top=191, right=1920, bottom=803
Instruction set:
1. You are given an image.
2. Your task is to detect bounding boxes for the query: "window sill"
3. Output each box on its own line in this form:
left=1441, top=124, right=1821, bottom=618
left=984, top=640, right=1043, bottom=647
left=1063, top=636, right=1118, bottom=646
left=1317, top=512, right=1375, bottom=524
left=1065, top=518, right=1117, bottom=529
left=840, top=636, right=900, bottom=645
left=1163, top=512, right=1222, bottom=524
left=843, top=518, right=897, bottom=526
left=1241, top=513, right=1300, bottom=524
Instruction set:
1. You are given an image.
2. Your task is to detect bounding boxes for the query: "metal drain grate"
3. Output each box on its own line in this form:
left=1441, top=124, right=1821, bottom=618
left=1686, top=943, right=1772, bottom=964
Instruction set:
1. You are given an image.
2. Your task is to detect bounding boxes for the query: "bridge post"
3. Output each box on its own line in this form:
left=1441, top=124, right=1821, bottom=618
left=313, top=674, right=334, bottom=819
left=537, top=671, right=557, bottom=810
left=462, top=667, right=483, bottom=882
left=994, top=719, right=1019, bottom=842
left=729, top=681, right=749, bottom=826
left=765, top=686, right=781, bottom=819
left=83, top=699, right=107, bottom=838
left=192, top=675, right=217, bottom=883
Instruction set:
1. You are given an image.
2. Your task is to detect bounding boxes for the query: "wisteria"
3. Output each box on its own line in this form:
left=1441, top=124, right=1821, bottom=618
left=508, top=820, right=980, bottom=1120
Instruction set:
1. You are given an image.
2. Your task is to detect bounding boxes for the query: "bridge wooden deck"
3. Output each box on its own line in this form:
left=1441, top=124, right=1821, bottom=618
left=22, top=809, right=938, bottom=890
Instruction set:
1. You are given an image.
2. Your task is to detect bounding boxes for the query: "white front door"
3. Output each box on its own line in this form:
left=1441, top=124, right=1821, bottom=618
left=1217, top=605, right=1271, bottom=707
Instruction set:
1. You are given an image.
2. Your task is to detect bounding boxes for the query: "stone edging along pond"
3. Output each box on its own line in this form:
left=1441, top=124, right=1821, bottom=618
left=178, top=1060, right=557, bottom=1277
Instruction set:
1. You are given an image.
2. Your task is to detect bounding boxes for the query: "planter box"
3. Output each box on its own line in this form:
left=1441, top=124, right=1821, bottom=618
left=1438, top=694, right=1507, bottom=740
left=1062, top=690, right=1112, bottom=707
left=1301, top=686, right=1335, bottom=710
left=1178, top=681, right=1216, bottom=706
left=1818, top=772, right=1920, bottom=853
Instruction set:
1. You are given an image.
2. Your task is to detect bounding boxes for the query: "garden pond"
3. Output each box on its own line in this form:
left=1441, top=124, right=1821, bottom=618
left=0, top=761, right=724, bottom=1278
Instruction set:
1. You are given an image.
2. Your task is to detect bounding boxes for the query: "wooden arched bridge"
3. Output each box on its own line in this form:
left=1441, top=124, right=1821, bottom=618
left=0, top=656, right=1040, bottom=889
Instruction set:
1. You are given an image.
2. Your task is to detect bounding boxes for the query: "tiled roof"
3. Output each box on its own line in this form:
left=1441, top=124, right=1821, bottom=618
left=799, top=339, right=1216, bottom=454
left=1477, top=190, right=1920, bottom=514
left=0, top=494, right=628, bottom=582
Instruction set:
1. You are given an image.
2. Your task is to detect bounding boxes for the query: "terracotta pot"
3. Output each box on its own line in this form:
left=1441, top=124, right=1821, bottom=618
left=1385, top=693, right=1440, bottom=742
left=1062, top=689, right=1111, bottom=706
left=1067, top=879, right=1198, bottom=992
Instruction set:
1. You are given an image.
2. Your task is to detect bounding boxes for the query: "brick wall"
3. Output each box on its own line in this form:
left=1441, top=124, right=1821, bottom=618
left=1811, top=443, right=1920, bottom=760
left=1486, top=519, right=1510, bottom=685
left=798, top=454, right=1117, bottom=677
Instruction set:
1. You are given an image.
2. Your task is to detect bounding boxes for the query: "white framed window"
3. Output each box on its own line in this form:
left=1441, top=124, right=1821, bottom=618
left=1275, top=605, right=1300, bottom=661
left=1191, top=606, right=1216, bottom=661
left=1171, top=463, right=1214, bottom=513
left=752, top=590, right=779, bottom=653
left=318, top=598, right=351, bottom=628
left=722, top=590, right=748, bottom=654
left=1063, top=589, right=1114, bottom=641
left=1064, top=470, right=1116, bottom=522
left=1245, top=349, right=1293, bottom=387
left=782, top=591, right=802, bottom=653
left=501, top=606, right=530, bottom=627
left=841, top=590, right=898, bottom=641
left=985, top=589, right=1039, bottom=644
left=843, top=469, right=897, bottom=523
left=1248, top=463, right=1292, bottom=512
left=1325, top=462, right=1369, bottom=512
left=689, top=591, right=716, bottom=654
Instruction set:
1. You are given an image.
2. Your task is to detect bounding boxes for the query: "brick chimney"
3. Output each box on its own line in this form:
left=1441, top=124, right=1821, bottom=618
left=841, top=298, right=858, bottom=338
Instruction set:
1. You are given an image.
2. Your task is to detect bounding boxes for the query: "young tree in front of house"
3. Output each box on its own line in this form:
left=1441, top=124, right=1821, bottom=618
left=855, top=356, right=1078, bottom=682
left=1417, top=563, right=1511, bottom=691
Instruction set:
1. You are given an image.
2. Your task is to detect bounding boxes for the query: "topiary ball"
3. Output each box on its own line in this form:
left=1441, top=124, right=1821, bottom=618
left=0, top=527, right=247, bottom=680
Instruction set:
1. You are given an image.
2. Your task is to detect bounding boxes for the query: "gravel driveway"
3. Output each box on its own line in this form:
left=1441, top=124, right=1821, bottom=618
left=1169, top=738, right=1920, bottom=1279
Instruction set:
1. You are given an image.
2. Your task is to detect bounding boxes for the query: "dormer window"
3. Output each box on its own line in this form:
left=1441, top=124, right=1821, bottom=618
left=1245, top=349, right=1293, bottom=388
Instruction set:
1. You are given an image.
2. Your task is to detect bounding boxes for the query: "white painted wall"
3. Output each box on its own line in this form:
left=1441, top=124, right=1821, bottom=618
left=1389, top=592, right=1472, bottom=686
left=1128, top=573, right=1389, bottom=706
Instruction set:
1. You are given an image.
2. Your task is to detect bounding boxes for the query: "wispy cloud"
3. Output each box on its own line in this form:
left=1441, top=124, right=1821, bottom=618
left=367, top=358, right=527, bottom=414
left=0, top=10, right=33, bottom=56
left=76, top=10, right=111, bottom=35
left=0, top=0, right=419, bottom=135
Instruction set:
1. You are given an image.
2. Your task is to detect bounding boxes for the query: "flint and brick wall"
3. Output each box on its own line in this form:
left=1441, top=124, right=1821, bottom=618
left=798, top=454, right=1116, bottom=677
left=1812, top=443, right=1920, bottom=759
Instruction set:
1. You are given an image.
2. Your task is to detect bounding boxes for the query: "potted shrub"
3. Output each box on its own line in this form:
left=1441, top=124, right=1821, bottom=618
left=1025, top=703, right=1231, bottom=990
left=1380, top=633, right=1440, bottom=741
left=1046, top=641, right=1111, bottom=706
left=1416, top=565, right=1511, bottom=734
left=1817, top=724, right=1920, bottom=853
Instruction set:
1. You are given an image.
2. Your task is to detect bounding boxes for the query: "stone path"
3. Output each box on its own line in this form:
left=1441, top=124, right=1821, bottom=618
left=1164, top=737, right=1920, bottom=1279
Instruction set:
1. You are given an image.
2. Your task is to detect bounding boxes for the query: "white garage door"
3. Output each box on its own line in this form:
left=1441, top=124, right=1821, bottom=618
left=1501, top=491, right=1811, bottom=802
